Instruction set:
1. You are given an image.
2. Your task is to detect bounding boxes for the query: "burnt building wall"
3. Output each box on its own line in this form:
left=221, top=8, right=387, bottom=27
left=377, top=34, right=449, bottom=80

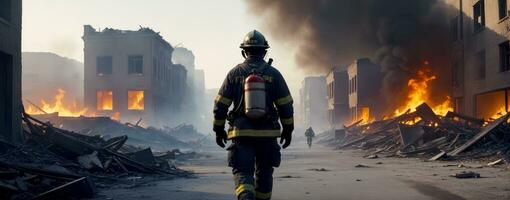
left=83, top=25, right=185, bottom=126
left=0, top=0, right=22, bottom=143
left=347, top=58, right=383, bottom=123
left=326, top=67, right=349, bottom=128
left=448, top=0, right=510, bottom=119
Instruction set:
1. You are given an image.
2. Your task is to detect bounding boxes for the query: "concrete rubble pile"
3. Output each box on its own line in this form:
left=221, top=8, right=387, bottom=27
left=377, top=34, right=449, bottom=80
left=0, top=112, right=191, bottom=200
left=332, top=103, right=510, bottom=165
left=31, top=113, right=193, bottom=151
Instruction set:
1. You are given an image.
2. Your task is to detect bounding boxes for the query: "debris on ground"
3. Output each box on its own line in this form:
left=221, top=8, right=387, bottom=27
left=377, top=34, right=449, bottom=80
left=30, top=114, right=199, bottom=150
left=326, top=103, right=510, bottom=166
left=0, top=112, right=193, bottom=199
left=449, top=171, right=481, bottom=179
left=355, top=164, right=370, bottom=168
left=277, top=175, right=302, bottom=179
left=308, top=168, right=330, bottom=172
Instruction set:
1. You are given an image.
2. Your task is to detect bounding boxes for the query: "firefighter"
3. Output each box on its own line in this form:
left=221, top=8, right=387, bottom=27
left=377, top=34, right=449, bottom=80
left=213, top=30, right=294, bottom=200
left=304, top=127, right=315, bottom=149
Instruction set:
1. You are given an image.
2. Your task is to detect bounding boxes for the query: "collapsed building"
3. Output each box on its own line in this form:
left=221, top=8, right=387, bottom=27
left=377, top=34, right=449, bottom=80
left=0, top=0, right=22, bottom=143
left=82, top=25, right=187, bottom=126
left=449, top=0, right=510, bottom=119
left=326, top=66, right=349, bottom=128
left=299, top=76, right=328, bottom=131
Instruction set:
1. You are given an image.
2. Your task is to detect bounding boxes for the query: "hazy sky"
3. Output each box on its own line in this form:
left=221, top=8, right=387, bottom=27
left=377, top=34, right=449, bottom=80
left=22, top=0, right=305, bottom=92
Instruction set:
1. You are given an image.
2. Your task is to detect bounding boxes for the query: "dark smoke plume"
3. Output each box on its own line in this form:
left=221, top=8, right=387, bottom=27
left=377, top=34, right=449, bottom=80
left=244, top=0, right=455, bottom=111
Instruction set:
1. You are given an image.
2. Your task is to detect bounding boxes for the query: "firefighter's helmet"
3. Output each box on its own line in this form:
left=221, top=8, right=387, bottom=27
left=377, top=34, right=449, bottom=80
left=240, top=30, right=270, bottom=49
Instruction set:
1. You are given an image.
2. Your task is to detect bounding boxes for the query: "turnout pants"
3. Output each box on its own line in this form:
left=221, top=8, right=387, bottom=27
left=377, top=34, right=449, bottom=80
left=228, top=137, right=281, bottom=200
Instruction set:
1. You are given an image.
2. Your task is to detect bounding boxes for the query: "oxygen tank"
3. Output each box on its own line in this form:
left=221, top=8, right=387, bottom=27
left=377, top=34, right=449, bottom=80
left=244, top=74, right=266, bottom=119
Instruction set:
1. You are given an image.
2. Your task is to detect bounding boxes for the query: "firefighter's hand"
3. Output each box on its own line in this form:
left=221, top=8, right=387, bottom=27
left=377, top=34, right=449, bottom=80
left=280, top=129, right=292, bottom=149
left=214, top=130, right=228, bottom=148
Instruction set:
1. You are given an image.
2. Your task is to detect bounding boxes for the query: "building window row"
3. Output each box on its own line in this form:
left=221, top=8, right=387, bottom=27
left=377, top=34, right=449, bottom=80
left=96, top=55, right=144, bottom=76
left=96, top=90, right=145, bottom=111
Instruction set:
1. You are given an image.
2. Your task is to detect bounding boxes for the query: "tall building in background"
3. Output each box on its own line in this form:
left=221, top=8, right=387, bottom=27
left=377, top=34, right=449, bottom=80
left=448, top=0, right=510, bottom=119
left=171, top=47, right=208, bottom=131
left=347, top=59, right=383, bottom=123
left=0, top=0, right=22, bottom=143
left=83, top=25, right=186, bottom=126
left=326, top=67, right=349, bottom=128
left=300, top=76, right=328, bottom=132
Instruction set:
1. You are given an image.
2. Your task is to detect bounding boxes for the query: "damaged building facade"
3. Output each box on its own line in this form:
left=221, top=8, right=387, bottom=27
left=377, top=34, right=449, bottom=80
left=0, top=0, right=22, bottom=143
left=326, top=67, right=349, bottom=128
left=83, top=25, right=186, bottom=125
left=300, top=76, right=328, bottom=131
left=347, top=58, right=383, bottom=123
left=448, top=0, right=510, bottom=119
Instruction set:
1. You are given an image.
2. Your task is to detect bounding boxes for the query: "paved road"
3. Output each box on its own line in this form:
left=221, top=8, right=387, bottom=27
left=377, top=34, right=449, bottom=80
left=95, top=143, right=510, bottom=200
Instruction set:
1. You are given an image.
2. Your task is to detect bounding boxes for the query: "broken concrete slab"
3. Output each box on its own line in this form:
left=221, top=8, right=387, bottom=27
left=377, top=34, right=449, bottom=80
left=128, top=148, right=157, bottom=167
left=415, top=103, right=441, bottom=125
left=398, top=124, right=425, bottom=149
left=77, top=151, right=104, bottom=170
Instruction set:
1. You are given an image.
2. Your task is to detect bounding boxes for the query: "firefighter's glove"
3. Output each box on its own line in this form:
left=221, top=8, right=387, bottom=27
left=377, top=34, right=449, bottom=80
left=280, top=128, right=292, bottom=149
left=214, top=129, right=228, bottom=148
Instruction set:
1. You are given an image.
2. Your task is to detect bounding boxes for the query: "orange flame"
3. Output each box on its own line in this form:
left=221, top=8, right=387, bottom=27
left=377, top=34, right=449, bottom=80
left=489, top=106, right=508, bottom=120
left=26, top=89, right=90, bottom=117
left=96, top=90, right=113, bottom=110
left=128, top=90, right=144, bottom=110
left=360, top=107, right=374, bottom=125
left=394, top=67, right=453, bottom=117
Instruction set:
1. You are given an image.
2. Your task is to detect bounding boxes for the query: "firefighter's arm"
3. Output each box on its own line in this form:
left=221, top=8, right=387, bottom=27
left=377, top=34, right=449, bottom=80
left=273, top=71, right=294, bottom=132
left=213, top=75, right=234, bottom=133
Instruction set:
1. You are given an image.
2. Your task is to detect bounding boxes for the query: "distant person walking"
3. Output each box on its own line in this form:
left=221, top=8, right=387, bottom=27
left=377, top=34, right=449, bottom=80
left=304, top=127, right=315, bottom=149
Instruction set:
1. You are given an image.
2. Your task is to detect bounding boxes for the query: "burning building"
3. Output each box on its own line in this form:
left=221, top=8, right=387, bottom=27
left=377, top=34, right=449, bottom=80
left=83, top=25, right=186, bottom=125
left=347, top=58, right=383, bottom=123
left=448, top=0, right=510, bottom=120
left=300, top=76, right=328, bottom=131
left=326, top=67, right=349, bottom=128
left=0, top=0, right=22, bottom=143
